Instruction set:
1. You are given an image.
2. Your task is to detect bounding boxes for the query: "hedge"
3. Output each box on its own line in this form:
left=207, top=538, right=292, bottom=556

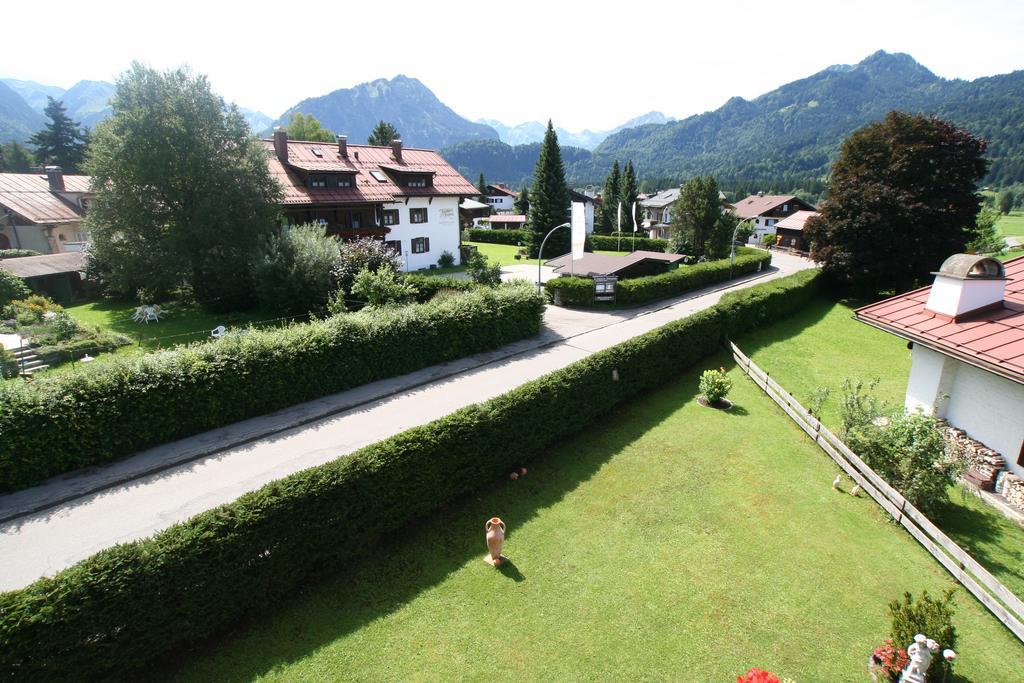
left=0, top=269, right=821, bottom=679
left=545, top=248, right=772, bottom=308
left=466, top=228, right=527, bottom=245
left=405, top=274, right=478, bottom=303
left=0, top=283, right=545, bottom=492
left=590, top=233, right=670, bottom=252
left=0, top=249, right=42, bottom=259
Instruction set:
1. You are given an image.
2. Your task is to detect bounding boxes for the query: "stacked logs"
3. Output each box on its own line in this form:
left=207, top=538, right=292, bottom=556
left=945, top=426, right=1005, bottom=492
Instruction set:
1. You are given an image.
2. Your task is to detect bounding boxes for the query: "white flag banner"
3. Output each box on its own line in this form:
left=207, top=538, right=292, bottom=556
left=571, top=201, right=586, bottom=260
left=632, top=201, right=639, bottom=233
left=617, top=202, right=622, bottom=233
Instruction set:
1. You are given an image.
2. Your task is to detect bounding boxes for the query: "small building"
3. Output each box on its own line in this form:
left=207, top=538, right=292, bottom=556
left=474, top=214, right=527, bottom=230
left=732, top=193, right=816, bottom=245
left=772, top=210, right=818, bottom=251
left=459, top=197, right=490, bottom=228
left=641, top=189, right=734, bottom=240
left=546, top=250, right=684, bottom=279
left=483, top=183, right=518, bottom=213
left=0, top=168, right=92, bottom=255
left=855, top=255, right=1024, bottom=488
left=0, top=251, right=85, bottom=302
left=265, top=131, right=479, bottom=271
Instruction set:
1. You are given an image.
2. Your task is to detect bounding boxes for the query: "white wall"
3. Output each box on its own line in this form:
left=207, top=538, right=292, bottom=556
left=905, top=344, right=1024, bottom=477
left=486, top=195, right=515, bottom=213
left=385, top=196, right=462, bottom=271
left=0, top=223, right=54, bottom=253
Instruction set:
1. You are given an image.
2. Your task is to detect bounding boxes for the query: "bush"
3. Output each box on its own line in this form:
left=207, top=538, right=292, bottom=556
left=437, top=250, right=455, bottom=268
left=467, top=251, right=502, bottom=286
left=0, top=249, right=41, bottom=259
left=252, top=224, right=340, bottom=316
left=545, top=276, right=595, bottom=306
left=0, top=269, right=30, bottom=308
left=405, top=274, right=478, bottom=303
left=889, top=589, right=958, bottom=681
left=0, top=270, right=820, bottom=680
left=349, top=266, right=415, bottom=308
left=591, top=233, right=670, bottom=252
left=332, top=238, right=403, bottom=303
left=699, top=367, right=732, bottom=404
left=0, top=283, right=546, bottom=492
left=466, top=228, right=526, bottom=245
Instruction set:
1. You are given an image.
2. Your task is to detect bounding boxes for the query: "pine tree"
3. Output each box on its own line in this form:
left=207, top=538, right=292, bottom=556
left=28, top=97, right=89, bottom=173
left=367, top=120, right=400, bottom=146
left=619, top=161, right=640, bottom=234
left=0, top=142, right=33, bottom=172
left=477, top=172, right=487, bottom=196
left=526, top=120, right=570, bottom=258
left=601, top=161, right=621, bottom=231
left=514, top=184, right=530, bottom=215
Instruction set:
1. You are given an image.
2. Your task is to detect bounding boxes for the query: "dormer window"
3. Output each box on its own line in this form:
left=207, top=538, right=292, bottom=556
left=337, top=176, right=353, bottom=188
left=310, top=176, right=327, bottom=188
left=407, top=177, right=427, bottom=188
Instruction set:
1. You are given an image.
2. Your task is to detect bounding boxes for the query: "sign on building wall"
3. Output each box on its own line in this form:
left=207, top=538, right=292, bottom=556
left=571, top=201, right=585, bottom=260
left=439, top=208, right=456, bottom=224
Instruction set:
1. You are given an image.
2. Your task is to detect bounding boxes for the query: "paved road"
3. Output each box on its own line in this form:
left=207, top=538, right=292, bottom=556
left=0, top=252, right=814, bottom=590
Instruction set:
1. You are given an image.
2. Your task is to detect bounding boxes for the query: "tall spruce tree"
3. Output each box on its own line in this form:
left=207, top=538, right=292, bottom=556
left=601, top=161, right=621, bottom=231
left=0, top=142, right=33, bottom=172
left=619, top=161, right=640, bottom=234
left=477, top=172, right=487, bottom=196
left=367, top=120, right=400, bottom=146
left=28, top=97, right=89, bottom=173
left=526, top=120, right=570, bottom=258
left=514, top=184, right=530, bottom=215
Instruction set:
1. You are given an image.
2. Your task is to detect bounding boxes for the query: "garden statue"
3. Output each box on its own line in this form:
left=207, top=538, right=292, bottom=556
left=484, top=517, right=507, bottom=566
left=899, top=634, right=938, bottom=683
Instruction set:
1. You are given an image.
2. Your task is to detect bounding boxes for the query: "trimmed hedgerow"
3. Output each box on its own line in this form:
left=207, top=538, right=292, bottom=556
left=0, top=270, right=820, bottom=680
left=0, top=249, right=42, bottom=259
left=590, top=233, right=670, bottom=252
left=545, top=276, right=596, bottom=306
left=404, top=274, right=478, bottom=303
left=0, top=283, right=545, bottom=492
left=466, top=228, right=527, bottom=245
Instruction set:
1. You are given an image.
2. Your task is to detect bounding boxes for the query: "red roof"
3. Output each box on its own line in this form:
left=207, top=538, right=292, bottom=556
left=732, top=194, right=813, bottom=219
left=488, top=215, right=527, bottom=224
left=774, top=210, right=818, bottom=231
left=264, top=139, right=478, bottom=206
left=0, top=173, right=90, bottom=224
left=855, top=255, right=1024, bottom=384
left=487, top=183, right=518, bottom=198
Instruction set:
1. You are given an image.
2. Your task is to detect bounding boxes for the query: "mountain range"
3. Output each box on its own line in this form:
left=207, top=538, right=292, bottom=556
left=478, top=111, right=674, bottom=150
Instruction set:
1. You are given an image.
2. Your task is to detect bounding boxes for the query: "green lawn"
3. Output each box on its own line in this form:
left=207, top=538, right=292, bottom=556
left=1000, top=247, right=1024, bottom=262
left=740, top=297, right=1024, bottom=605
left=996, top=211, right=1024, bottom=237
left=170, top=345, right=1023, bottom=680
left=419, top=242, right=630, bottom=275
left=64, top=300, right=286, bottom=350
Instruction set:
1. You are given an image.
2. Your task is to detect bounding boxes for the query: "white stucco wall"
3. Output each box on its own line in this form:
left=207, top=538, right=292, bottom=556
left=0, top=224, right=54, bottom=254
left=905, top=344, right=1024, bottom=478
left=487, top=195, right=515, bottom=213
left=925, top=275, right=1006, bottom=317
left=385, top=196, right=462, bottom=271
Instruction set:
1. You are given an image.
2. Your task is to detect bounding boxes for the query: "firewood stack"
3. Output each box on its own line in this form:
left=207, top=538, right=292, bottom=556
left=945, top=426, right=1005, bottom=492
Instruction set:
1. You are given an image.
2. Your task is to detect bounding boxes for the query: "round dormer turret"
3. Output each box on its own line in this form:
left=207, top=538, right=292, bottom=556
left=926, top=254, right=1007, bottom=319
left=933, top=254, right=1005, bottom=280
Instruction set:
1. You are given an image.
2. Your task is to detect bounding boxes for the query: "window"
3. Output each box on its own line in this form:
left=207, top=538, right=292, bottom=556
left=411, top=237, right=430, bottom=254
left=382, top=209, right=400, bottom=226
left=410, top=208, right=428, bottom=224
left=370, top=170, right=388, bottom=182
left=782, top=203, right=789, bottom=212
left=337, top=176, right=353, bottom=188
left=407, top=177, right=427, bottom=188
left=311, top=148, right=323, bottom=157
left=385, top=240, right=402, bottom=255
left=310, top=176, right=327, bottom=188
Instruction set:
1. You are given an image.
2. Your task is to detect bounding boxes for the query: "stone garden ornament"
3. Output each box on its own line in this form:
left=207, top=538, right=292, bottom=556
left=899, top=634, right=938, bottom=683
left=484, top=517, right=507, bottom=566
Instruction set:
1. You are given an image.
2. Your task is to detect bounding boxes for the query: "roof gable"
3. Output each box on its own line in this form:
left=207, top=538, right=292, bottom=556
left=0, top=173, right=90, bottom=224
left=733, top=194, right=815, bottom=219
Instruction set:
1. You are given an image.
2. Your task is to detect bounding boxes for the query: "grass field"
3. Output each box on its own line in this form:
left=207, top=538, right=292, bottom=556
left=169, top=306, right=1024, bottom=680
left=996, top=211, right=1024, bottom=238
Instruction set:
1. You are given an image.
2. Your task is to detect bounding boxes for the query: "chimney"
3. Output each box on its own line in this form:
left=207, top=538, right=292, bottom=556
left=757, top=190, right=764, bottom=197
left=337, top=134, right=348, bottom=158
left=391, top=138, right=403, bottom=163
left=45, top=166, right=65, bottom=192
left=273, top=127, right=288, bottom=163
left=924, top=254, right=1006, bottom=320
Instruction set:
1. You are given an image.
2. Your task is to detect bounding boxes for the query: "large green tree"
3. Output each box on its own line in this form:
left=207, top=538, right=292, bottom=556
left=601, top=160, right=621, bottom=231
left=367, top=120, right=401, bottom=146
left=804, top=111, right=988, bottom=295
left=0, top=142, right=33, bottom=172
left=477, top=172, right=487, bottom=196
left=286, top=112, right=335, bottom=142
left=668, top=175, right=734, bottom=258
left=998, top=190, right=1014, bottom=215
left=526, top=120, right=569, bottom=258
left=85, top=63, right=281, bottom=309
left=514, top=184, right=530, bottom=215
left=619, top=161, right=640, bottom=233
left=28, top=98, right=89, bottom=173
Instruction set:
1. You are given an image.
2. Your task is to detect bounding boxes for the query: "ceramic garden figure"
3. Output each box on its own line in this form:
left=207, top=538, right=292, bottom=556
left=484, top=517, right=506, bottom=566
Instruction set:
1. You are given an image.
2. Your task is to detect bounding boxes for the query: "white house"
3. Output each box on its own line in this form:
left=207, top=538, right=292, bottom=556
left=640, top=189, right=735, bottom=240
left=856, top=254, right=1024, bottom=496
left=265, top=131, right=478, bottom=271
left=0, top=168, right=92, bottom=254
left=483, top=183, right=518, bottom=213
left=732, top=193, right=816, bottom=245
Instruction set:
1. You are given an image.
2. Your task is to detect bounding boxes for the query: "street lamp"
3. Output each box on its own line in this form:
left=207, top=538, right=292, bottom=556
left=537, top=222, right=571, bottom=291
left=729, top=217, right=756, bottom=280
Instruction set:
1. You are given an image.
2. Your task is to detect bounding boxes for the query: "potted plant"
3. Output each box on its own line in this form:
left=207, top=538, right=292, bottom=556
left=867, top=639, right=909, bottom=682
left=698, top=367, right=733, bottom=409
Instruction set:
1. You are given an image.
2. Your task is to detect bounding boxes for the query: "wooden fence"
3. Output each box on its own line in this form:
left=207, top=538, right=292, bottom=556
left=730, top=341, right=1024, bottom=643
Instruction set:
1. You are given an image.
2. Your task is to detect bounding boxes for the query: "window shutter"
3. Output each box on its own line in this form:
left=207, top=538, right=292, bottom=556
left=425, top=237, right=430, bottom=252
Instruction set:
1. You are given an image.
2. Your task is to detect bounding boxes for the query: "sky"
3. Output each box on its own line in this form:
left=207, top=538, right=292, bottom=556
left=4, top=0, right=1024, bottom=132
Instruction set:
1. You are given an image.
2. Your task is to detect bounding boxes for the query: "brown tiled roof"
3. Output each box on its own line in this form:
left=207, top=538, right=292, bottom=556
left=732, top=194, right=815, bottom=219
left=774, top=210, right=818, bottom=231
left=0, top=251, right=84, bottom=278
left=547, top=250, right=684, bottom=277
left=855, top=255, right=1024, bottom=384
left=264, top=139, right=478, bottom=206
left=0, top=173, right=89, bottom=225
left=487, top=183, right=518, bottom=197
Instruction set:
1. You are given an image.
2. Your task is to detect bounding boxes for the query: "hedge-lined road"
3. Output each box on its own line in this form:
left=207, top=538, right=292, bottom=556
left=0, top=251, right=813, bottom=591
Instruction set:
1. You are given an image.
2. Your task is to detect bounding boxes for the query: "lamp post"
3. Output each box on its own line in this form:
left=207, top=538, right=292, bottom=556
left=729, top=217, right=756, bottom=280
left=537, top=221, right=571, bottom=291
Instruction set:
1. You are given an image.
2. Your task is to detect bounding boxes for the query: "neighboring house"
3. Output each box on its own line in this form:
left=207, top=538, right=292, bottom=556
left=568, top=189, right=596, bottom=234
left=546, top=250, right=684, bottom=279
left=473, top=214, right=527, bottom=231
left=459, top=197, right=490, bottom=228
left=732, top=193, right=816, bottom=244
left=0, top=251, right=85, bottom=302
left=265, top=130, right=478, bottom=271
left=0, top=168, right=92, bottom=255
left=483, top=183, right=518, bottom=213
left=855, top=255, right=1024, bottom=489
left=772, top=210, right=818, bottom=251
left=641, top=189, right=733, bottom=240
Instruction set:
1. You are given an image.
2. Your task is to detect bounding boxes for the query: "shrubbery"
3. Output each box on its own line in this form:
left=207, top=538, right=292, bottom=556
left=0, top=249, right=42, bottom=259
left=593, top=233, right=669, bottom=252
left=0, top=283, right=546, bottom=492
left=0, top=270, right=820, bottom=680
left=545, top=276, right=595, bottom=306
left=0, top=269, right=30, bottom=308
left=466, top=228, right=525, bottom=245
left=332, top=237, right=404, bottom=305
left=699, top=367, right=732, bottom=404
left=404, top=274, right=478, bottom=303
left=889, top=589, right=958, bottom=681
left=252, top=223, right=340, bottom=315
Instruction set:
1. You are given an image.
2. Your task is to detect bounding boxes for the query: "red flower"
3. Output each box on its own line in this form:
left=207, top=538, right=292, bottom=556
left=737, top=668, right=781, bottom=683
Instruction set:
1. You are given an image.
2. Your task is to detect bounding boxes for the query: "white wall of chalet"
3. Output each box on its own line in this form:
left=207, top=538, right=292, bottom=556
left=385, top=196, right=462, bottom=271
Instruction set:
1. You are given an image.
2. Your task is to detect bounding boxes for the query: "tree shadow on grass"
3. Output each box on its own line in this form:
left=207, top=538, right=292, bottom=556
left=157, top=380, right=699, bottom=681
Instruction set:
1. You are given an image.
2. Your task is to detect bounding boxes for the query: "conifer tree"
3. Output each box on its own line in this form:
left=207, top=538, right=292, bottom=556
left=526, top=120, right=570, bottom=258
left=477, top=172, right=487, bottom=196
left=367, top=120, right=401, bottom=146
left=514, top=184, right=530, bottom=215
left=28, top=97, right=89, bottom=172
left=619, top=161, right=640, bottom=234
left=0, top=142, right=33, bottom=172
left=601, top=160, right=621, bottom=231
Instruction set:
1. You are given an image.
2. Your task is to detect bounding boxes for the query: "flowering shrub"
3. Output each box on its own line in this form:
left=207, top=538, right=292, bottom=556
left=871, top=639, right=909, bottom=680
left=699, top=366, right=732, bottom=404
left=736, top=668, right=780, bottom=683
